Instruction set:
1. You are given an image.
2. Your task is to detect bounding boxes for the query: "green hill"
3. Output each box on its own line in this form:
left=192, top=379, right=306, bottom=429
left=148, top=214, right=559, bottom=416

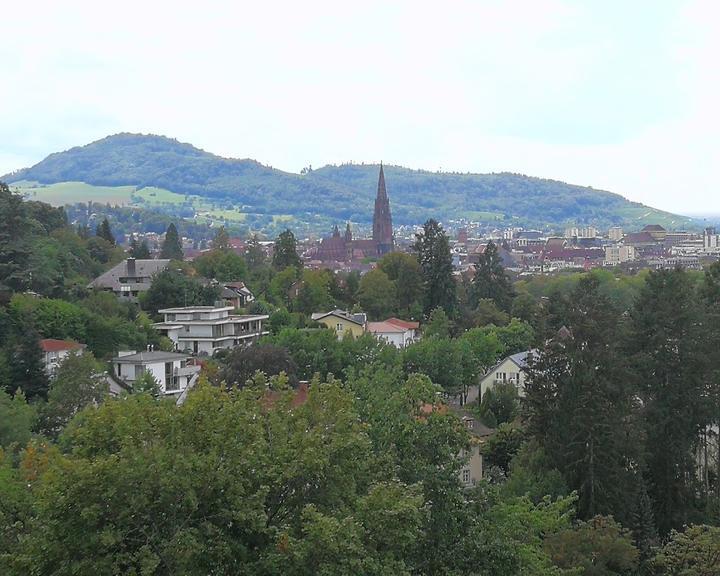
left=3, top=133, right=695, bottom=231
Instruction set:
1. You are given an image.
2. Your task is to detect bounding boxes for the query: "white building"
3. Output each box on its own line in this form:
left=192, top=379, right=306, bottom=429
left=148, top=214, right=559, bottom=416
left=111, top=350, right=201, bottom=395
left=365, top=318, right=420, bottom=348
left=467, top=350, right=535, bottom=404
left=704, top=227, right=720, bottom=252
left=154, top=306, right=269, bottom=355
left=39, top=339, right=86, bottom=377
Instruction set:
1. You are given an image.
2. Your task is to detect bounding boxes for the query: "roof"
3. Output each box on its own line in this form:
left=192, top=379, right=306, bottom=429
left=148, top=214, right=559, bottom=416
left=39, top=338, right=85, bottom=353
left=89, top=259, right=170, bottom=290
left=112, top=351, right=192, bottom=364
left=450, top=406, right=496, bottom=438
left=386, top=317, right=420, bottom=330
left=158, top=306, right=234, bottom=313
left=366, top=321, right=407, bottom=334
left=642, top=224, right=666, bottom=232
left=311, top=309, right=366, bottom=326
left=482, top=349, right=537, bottom=380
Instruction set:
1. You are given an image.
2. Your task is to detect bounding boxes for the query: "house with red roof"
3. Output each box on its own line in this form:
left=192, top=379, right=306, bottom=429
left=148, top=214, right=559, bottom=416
left=366, top=317, right=420, bottom=348
left=39, top=339, right=86, bottom=377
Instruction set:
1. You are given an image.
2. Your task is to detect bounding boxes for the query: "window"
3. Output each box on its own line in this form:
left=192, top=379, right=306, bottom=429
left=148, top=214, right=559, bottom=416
left=462, top=469, right=471, bottom=484
left=336, top=323, right=343, bottom=331
left=134, top=365, right=145, bottom=379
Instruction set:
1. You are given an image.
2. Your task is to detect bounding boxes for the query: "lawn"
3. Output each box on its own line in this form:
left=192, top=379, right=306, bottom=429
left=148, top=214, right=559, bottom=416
left=11, top=180, right=136, bottom=206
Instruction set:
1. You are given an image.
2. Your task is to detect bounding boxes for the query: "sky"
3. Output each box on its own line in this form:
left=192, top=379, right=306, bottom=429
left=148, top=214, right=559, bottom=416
left=2, top=0, right=718, bottom=215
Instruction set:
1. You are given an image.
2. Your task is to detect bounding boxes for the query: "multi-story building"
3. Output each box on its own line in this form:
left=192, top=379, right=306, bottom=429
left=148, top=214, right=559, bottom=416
left=111, top=350, right=200, bottom=395
left=604, top=245, right=636, bottom=266
left=154, top=306, right=269, bottom=355
left=608, top=226, right=623, bottom=242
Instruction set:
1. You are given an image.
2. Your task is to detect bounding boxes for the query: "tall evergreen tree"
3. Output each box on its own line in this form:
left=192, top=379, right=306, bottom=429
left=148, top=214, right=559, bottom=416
left=701, top=261, right=720, bottom=507
left=524, top=276, right=637, bottom=522
left=272, top=229, right=302, bottom=271
left=625, top=268, right=707, bottom=534
left=471, top=240, right=514, bottom=312
left=0, top=182, right=31, bottom=292
left=160, top=223, right=183, bottom=260
left=245, top=234, right=265, bottom=271
left=95, top=218, right=115, bottom=245
left=8, top=327, right=49, bottom=401
left=413, top=219, right=456, bottom=317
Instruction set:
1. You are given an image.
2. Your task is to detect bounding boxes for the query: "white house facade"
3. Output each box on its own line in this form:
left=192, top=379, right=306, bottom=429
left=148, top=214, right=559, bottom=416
left=112, top=350, right=201, bottom=395
left=467, top=350, right=535, bottom=404
left=154, top=306, right=269, bottom=355
left=39, top=339, right=86, bottom=377
left=365, top=318, right=420, bottom=349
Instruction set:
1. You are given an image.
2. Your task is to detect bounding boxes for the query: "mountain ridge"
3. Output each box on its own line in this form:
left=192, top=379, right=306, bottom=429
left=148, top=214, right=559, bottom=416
left=4, top=133, right=695, bottom=231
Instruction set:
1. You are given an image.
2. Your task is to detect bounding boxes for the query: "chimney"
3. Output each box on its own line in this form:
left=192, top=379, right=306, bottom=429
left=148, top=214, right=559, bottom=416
left=127, top=258, right=136, bottom=277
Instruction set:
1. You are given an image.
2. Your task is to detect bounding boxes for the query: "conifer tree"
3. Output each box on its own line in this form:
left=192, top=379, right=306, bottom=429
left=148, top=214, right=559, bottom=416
left=95, top=218, right=115, bottom=245
left=272, top=229, right=302, bottom=271
left=524, top=275, right=637, bottom=522
left=625, top=268, right=707, bottom=534
left=471, top=240, right=514, bottom=312
left=160, top=223, right=183, bottom=260
left=9, top=327, right=49, bottom=401
left=413, top=219, right=456, bottom=317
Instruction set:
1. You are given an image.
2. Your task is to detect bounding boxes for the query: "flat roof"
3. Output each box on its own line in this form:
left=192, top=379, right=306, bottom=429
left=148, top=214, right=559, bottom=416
left=158, top=306, right=235, bottom=313
left=112, top=351, right=192, bottom=364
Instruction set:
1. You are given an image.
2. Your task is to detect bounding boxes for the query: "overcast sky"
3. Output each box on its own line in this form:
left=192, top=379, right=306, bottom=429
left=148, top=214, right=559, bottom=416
left=2, top=0, right=718, bottom=214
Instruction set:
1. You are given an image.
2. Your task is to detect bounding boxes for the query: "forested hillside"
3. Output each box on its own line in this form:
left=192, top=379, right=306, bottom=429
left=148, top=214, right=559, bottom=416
left=4, top=133, right=693, bottom=230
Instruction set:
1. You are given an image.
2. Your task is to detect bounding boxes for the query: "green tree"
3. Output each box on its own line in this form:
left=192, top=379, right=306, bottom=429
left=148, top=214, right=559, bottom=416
left=0, top=389, right=36, bottom=449
left=218, top=344, right=298, bottom=388
left=479, top=381, right=520, bottom=427
left=471, top=240, right=514, bottom=312
left=193, top=249, right=247, bottom=281
left=625, top=268, right=707, bottom=534
left=245, top=234, right=266, bottom=271
left=0, top=182, right=32, bottom=292
left=160, top=223, right=183, bottom=260
left=294, top=269, right=335, bottom=315
left=8, top=328, right=49, bottom=401
left=41, top=352, right=108, bottom=438
left=95, top=217, right=115, bottom=245
left=413, top=219, right=457, bottom=317
left=545, top=515, right=639, bottom=576
left=423, top=306, right=451, bottom=339
left=378, top=252, right=424, bottom=316
left=141, top=269, right=220, bottom=315
left=525, top=275, right=638, bottom=523
left=654, top=525, right=720, bottom=576
left=357, top=268, right=396, bottom=320
left=481, top=423, right=525, bottom=473
left=272, top=229, right=302, bottom=271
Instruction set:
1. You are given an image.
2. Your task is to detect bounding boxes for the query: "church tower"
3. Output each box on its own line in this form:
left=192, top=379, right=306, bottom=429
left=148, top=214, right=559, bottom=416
left=372, top=164, right=394, bottom=255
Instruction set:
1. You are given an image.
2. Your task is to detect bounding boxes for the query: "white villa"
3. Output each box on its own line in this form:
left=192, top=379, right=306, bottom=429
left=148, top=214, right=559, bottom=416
left=111, top=350, right=201, bottom=395
left=154, top=305, right=269, bottom=355
left=40, top=338, right=87, bottom=377
left=467, top=350, right=536, bottom=404
left=365, top=318, right=421, bottom=349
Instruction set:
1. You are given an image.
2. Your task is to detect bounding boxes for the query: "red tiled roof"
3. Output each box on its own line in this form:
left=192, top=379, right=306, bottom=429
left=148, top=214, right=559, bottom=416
left=385, top=317, right=420, bottom=330
left=39, top=339, right=84, bottom=353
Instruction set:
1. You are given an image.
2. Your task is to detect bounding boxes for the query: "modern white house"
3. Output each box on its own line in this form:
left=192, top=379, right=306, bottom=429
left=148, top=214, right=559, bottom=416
left=88, top=258, right=170, bottom=301
left=154, top=306, right=269, bottom=355
left=111, top=350, right=201, bottom=395
left=39, top=338, right=86, bottom=377
left=467, top=350, right=536, bottom=404
left=365, top=318, right=420, bottom=348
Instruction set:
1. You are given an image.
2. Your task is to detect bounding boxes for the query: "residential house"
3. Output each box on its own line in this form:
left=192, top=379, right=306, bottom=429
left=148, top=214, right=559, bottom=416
left=154, top=305, right=269, bottom=355
left=111, top=350, right=201, bottom=396
left=311, top=309, right=366, bottom=339
left=468, top=350, right=536, bottom=404
left=453, top=408, right=495, bottom=487
left=39, top=338, right=86, bottom=377
left=88, top=258, right=170, bottom=301
left=365, top=317, right=420, bottom=348
left=220, top=282, right=255, bottom=308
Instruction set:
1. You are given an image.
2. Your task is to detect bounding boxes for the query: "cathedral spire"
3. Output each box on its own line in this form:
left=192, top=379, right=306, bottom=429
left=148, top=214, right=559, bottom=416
left=372, top=164, right=393, bottom=255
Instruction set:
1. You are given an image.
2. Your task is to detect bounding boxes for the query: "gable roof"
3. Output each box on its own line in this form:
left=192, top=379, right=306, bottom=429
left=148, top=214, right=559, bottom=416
left=366, top=321, right=407, bottom=334
left=311, top=309, right=366, bottom=326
